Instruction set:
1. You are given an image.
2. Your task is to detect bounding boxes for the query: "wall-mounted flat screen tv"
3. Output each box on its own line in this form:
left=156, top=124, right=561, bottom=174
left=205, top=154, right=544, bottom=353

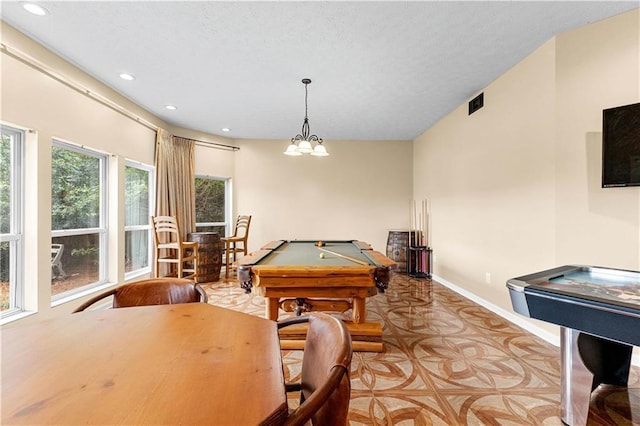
left=602, top=102, right=640, bottom=188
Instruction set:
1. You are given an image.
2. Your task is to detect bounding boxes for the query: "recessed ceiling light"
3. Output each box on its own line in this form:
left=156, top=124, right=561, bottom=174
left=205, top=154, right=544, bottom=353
left=221, top=128, right=231, bottom=132
left=164, top=105, right=177, bottom=111
left=21, top=2, right=48, bottom=16
left=119, top=73, right=135, bottom=81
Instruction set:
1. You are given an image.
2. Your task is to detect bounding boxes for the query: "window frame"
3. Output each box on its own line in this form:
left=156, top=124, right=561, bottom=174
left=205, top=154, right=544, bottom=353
left=51, top=140, right=108, bottom=301
left=0, top=125, right=25, bottom=318
left=124, top=160, right=154, bottom=280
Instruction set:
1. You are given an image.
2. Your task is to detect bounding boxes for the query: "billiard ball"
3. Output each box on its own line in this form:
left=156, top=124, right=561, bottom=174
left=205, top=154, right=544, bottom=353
left=320, top=252, right=325, bottom=259
left=316, top=241, right=324, bottom=247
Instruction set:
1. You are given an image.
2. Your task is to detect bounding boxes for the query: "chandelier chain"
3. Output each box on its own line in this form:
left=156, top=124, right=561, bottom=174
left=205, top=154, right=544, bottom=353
left=305, top=82, right=309, bottom=120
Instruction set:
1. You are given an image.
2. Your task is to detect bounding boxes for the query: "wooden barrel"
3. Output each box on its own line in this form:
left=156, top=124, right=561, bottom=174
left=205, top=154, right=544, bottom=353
left=386, top=230, right=419, bottom=275
left=188, top=232, right=222, bottom=283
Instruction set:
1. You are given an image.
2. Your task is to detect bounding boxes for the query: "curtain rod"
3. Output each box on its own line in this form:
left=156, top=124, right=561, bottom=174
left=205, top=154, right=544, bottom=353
left=189, top=138, right=239, bottom=151
left=1, top=42, right=158, bottom=132
left=2, top=43, right=240, bottom=152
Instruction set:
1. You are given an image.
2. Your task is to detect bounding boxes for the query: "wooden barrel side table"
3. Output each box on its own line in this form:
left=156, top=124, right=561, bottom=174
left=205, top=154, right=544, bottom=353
left=187, top=232, right=223, bottom=283
left=386, top=230, right=420, bottom=275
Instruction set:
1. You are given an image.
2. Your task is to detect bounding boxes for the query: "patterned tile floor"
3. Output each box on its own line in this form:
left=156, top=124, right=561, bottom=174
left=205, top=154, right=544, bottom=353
left=204, top=273, right=639, bottom=425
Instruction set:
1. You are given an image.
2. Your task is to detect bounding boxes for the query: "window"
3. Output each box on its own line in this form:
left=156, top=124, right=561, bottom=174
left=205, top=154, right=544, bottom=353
left=125, top=162, right=153, bottom=277
left=0, top=126, right=24, bottom=316
left=51, top=141, right=107, bottom=298
left=195, top=176, right=230, bottom=236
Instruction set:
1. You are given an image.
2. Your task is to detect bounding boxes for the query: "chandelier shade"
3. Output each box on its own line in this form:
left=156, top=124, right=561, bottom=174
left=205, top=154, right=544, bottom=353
left=297, top=139, right=313, bottom=154
left=284, top=78, right=329, bottom=157
left=284, top=142, right=302, bottom=156
left=311, top=142, right=329, bottom=156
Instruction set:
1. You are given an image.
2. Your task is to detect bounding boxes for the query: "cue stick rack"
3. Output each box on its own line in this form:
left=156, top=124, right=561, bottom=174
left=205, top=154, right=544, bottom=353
left=407, top=246, right=433, bottom=278
left=408, top=198, right=433, bottom=278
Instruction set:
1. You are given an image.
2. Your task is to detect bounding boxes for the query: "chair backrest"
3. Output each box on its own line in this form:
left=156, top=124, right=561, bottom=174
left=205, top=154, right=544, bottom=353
left=281, top=313, right=353, bottom=426
left=73, top=278, right=207, bottom=312
left=51, top=244, right=64, bottom=263
left=51, top=244, right=66, bottom=278
left=152, top=215, right=183, bottom=245
left=231, top=215, right=251, bottom=239
left=112, top=278, right=207, bottom=308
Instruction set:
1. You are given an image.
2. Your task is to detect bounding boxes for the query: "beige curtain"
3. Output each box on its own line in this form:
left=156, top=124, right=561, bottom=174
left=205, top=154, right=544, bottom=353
left=154, top=129, right=196, bottom=236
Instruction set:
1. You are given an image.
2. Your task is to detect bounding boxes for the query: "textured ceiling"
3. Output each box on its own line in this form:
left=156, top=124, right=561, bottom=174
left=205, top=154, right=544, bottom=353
left=2, top=1, right=638, bottom=141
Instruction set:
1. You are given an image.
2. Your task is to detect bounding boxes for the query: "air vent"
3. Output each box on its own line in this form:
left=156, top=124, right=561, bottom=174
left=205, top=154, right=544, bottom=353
left=468, top=92, right=484, bottom=115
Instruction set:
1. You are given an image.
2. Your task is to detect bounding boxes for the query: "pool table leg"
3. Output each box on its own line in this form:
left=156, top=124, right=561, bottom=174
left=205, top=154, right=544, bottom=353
left=266, top=297, right=280, bottom=321
left=352, top=297, right=366, bottom=323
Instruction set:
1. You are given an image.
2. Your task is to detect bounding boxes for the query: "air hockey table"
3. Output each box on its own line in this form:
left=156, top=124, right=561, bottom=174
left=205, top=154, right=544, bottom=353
left=507, top=265, right=640, bottom=425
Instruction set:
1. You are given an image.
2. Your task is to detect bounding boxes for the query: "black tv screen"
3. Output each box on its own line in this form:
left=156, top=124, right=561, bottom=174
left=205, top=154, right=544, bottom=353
left=602, top=102, right=640, bottom=188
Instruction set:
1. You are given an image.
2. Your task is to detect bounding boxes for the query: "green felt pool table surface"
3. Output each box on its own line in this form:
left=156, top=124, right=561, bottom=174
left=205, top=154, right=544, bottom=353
left=236, top=239, right=395, bottom=293
left=258, top=240, right=377, bottom=266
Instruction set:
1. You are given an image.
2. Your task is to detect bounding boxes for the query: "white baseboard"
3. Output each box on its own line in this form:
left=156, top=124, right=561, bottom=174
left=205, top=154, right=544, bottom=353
left=432, top=274, right=640, bottom=367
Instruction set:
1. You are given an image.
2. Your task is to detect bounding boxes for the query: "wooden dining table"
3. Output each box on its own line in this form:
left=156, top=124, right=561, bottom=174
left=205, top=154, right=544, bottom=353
left=1, top=303, right=288, bottom=425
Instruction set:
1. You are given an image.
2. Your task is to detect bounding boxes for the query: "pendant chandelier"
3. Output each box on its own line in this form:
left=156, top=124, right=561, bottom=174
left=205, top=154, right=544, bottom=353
left=284, top=78, right=329, bottom=156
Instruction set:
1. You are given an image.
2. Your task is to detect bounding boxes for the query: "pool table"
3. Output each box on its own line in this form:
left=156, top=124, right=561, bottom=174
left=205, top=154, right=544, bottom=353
left=236, top=240, right=396, bottom=352
left=507, top=265, right=640, bottom=425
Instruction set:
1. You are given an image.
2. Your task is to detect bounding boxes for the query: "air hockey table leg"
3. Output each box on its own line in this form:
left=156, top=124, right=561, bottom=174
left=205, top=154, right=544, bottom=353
left=561, top=327, right=633, bottom=425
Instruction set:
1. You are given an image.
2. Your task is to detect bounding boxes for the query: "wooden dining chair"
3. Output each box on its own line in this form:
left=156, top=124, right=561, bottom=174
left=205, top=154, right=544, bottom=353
left=152, top=215, right=199, bottom=280
left=277, top=313, right=353, bottom=426
left=221, top=215, right=252, bottom=278
left=72, top=278, right=208, bottom=312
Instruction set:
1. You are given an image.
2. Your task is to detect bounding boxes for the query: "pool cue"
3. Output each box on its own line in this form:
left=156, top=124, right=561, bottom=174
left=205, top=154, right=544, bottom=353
left=423, top=198, right=428, bottom=247
left=317, top=247, right=369, bottom=266
left=410, top=199, right=414, bottom=246
left=420, top=200, right=427, bottom=274
left=416, top=199, right=419, bottom=246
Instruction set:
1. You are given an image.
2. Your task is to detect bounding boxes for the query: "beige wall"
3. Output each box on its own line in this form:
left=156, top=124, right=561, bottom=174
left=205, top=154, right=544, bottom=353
left=555, top=10, right=640, bottom=268
left=234, top=138, right=413, bottom=254
left=413, top=10, right=639, bottom=337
